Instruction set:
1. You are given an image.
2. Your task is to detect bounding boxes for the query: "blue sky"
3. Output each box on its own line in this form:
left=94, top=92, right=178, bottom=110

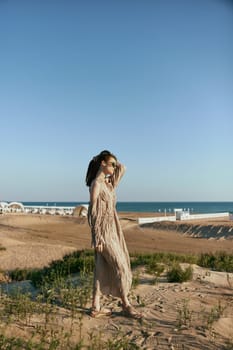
left=1, top=0, right=233, bottom=202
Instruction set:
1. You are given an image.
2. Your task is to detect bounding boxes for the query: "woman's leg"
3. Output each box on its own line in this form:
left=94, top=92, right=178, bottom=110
left=121, top=292, right=131, bottom=308
left=91, top=274, right=112, bottom=318
left=91, top=251, right=101, bottom=311
left=121, top=291, right=143, bottom=319
left=92, top=279, right=101, bottom=311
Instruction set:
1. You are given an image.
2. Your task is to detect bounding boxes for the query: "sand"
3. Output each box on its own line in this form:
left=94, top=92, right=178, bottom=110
left=0, top=213, right=233, bottom=349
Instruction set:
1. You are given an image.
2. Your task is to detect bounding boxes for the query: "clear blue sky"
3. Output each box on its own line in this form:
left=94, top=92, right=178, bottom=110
left=1, top=0, right=233, bottom=202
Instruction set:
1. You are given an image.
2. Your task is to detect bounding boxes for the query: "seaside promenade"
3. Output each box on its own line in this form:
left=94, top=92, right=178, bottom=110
left=0, top=201, right=88, bottom=217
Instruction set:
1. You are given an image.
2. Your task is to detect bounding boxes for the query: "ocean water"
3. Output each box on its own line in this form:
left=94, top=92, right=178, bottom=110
left=22, top=202, right=233, bottom=214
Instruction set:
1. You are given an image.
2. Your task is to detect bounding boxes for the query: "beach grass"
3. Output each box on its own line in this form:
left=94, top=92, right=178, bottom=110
left=7, top=250, right=233, bottom=285
left=1, top=249, right=232, bottom=349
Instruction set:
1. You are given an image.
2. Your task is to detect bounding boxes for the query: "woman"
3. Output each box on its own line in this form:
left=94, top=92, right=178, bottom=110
left=86, top=150, right=142, bottom=319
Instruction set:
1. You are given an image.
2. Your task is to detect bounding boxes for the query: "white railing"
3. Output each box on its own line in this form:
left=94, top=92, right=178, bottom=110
left=138, top=212, right=230, bottom=224
left=178, top=212, right=229, bottom=221
left=138, top=216, right=176, bottom=224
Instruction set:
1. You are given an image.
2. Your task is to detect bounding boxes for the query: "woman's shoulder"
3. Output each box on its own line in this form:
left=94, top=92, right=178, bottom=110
left=90, top=178, right=104, bottom=190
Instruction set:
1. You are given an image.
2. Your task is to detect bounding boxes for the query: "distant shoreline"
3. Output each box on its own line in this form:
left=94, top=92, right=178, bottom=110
left=1, top=201, right=233, bottom=214
left=22, top=201, right=233, bottom=214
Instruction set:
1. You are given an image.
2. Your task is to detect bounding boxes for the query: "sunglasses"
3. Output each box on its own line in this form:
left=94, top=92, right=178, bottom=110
left=106, top=162, right=116, bottom=168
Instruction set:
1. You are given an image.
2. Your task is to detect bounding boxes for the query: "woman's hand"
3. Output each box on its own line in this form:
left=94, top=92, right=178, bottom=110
left=95, top=243, right=103, bottom=253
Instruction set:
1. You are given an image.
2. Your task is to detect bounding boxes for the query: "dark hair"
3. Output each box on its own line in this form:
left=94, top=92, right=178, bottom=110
left=85, top=150, right=117, bottom=187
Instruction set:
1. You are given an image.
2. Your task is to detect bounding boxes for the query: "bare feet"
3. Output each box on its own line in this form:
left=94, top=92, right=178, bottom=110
left=122, top=305, right=143, bottom=320
left=90, top=307, right=112, bottom=318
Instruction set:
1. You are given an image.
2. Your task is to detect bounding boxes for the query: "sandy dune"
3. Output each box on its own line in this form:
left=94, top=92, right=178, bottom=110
left=1, top=213, right=233, bottom=270
left=0, top=213, right=233, bottom=349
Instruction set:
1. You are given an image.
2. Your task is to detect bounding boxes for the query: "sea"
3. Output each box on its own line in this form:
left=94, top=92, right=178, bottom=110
left=22, top=202, right=233, bottom=214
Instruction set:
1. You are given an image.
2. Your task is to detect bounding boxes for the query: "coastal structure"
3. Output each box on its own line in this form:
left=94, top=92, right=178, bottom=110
left=1, top=202, right=231, bottom=222
left=138, top=209, right=230, bottom=225
left=0, top=202, right=88, bottom=217
left=73, top=205, right=88, bottom=217
left=0, top=202, right=9, bottom=214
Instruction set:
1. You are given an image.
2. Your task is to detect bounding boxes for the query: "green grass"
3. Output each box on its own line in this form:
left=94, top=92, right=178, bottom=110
left=8, top=250, right=94, bottom=287
left=1, top=249, right=233, bottom=349
left=131, top=251, right=198, bottom=268
left=167, top=263, right=193, bottom=283
left=130, top=251, right=233, bottom=273
left=8, top=250, right=233, bottom=287
left=0, top=332, right=140, bottom=350
left=198, top=252, right=233, bottom=272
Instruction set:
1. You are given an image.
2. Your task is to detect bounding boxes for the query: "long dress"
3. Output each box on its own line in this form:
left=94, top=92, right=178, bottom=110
left=88, top=168, right=132, bottom=298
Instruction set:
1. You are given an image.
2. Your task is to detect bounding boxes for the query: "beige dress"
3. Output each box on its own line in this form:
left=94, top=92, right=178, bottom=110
left=88, top=168, right=132, bottom=298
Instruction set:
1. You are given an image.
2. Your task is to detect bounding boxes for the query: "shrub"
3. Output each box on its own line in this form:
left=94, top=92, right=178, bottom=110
left=167, top=263, right=193, bottom=283
left=8, top=268, right=38, bottom=282
left=8, top=250, right=94, bottom=288
left=198, top=252, right=233, bottom=272
left=146, top=261, right=165, bottom=276
left=130, top=252, right=197, bottom=268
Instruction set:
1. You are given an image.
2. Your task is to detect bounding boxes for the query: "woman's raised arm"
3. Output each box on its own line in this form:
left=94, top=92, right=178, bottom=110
left=111, top=162, right=126, bottom=188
